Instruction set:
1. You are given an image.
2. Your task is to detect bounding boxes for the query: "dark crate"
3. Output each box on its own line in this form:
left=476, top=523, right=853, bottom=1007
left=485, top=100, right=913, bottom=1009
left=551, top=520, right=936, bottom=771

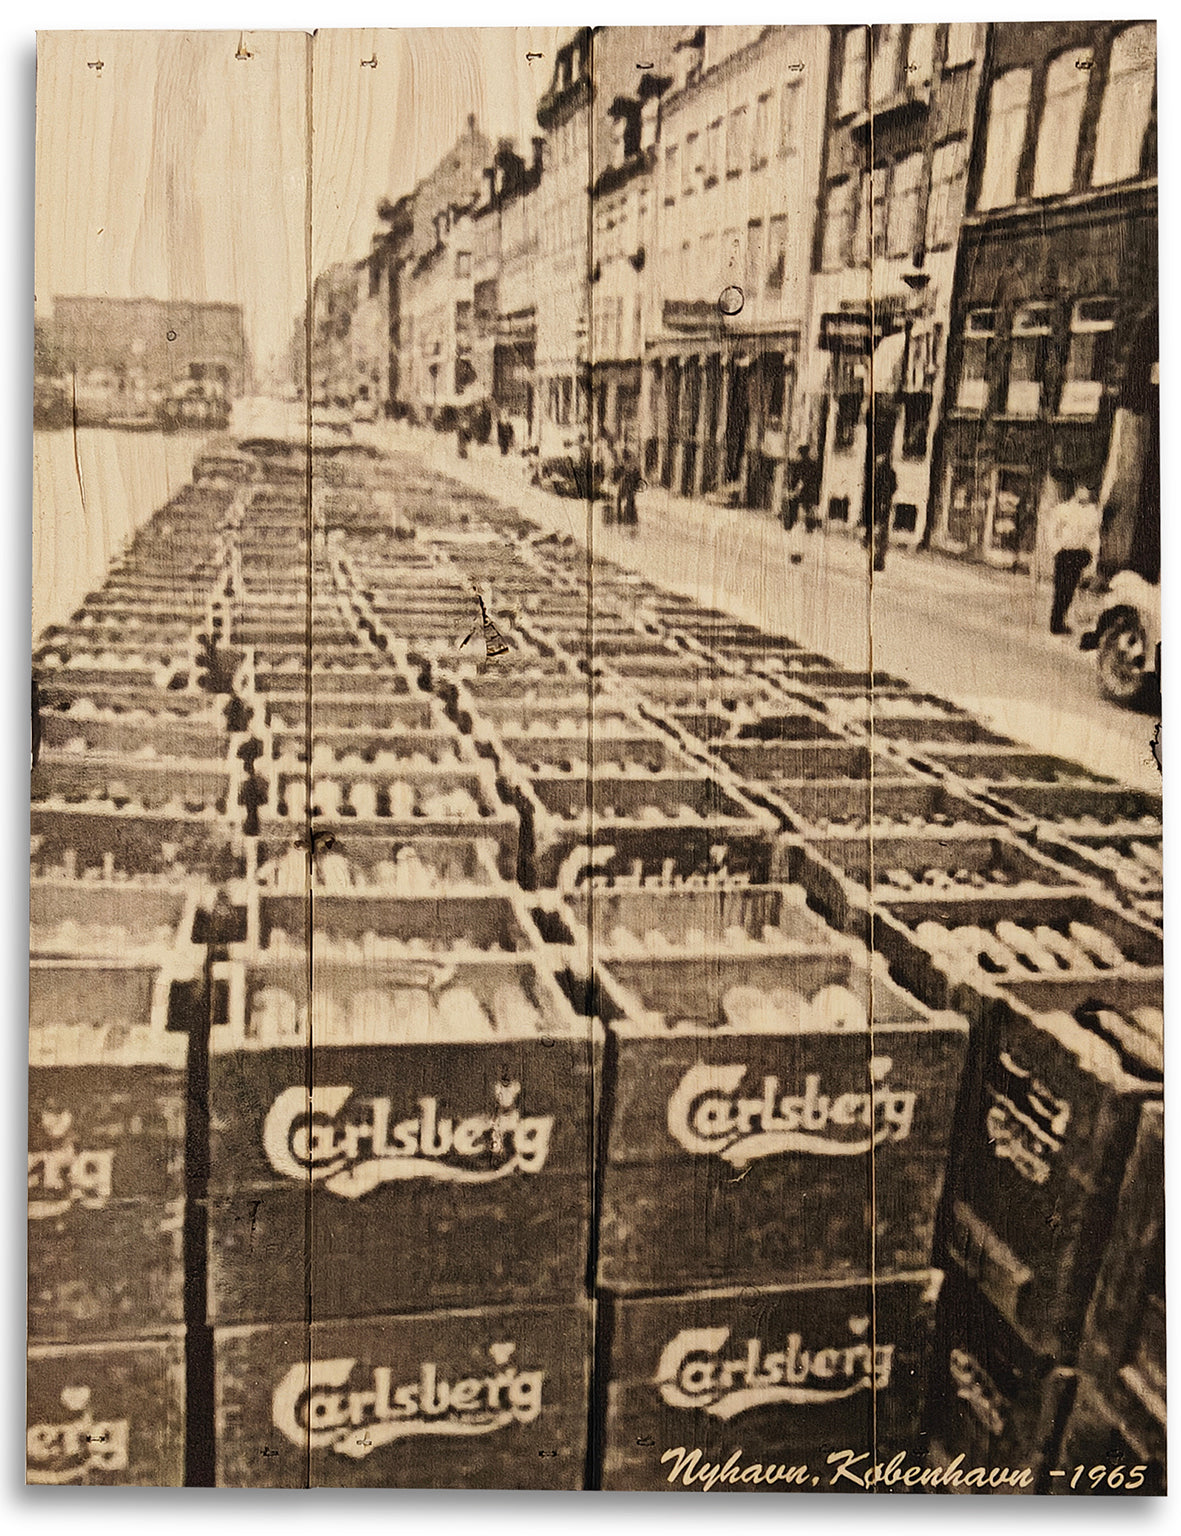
left=27, top=1333, right=185, bottom=1486
left=215, top=1301, right=592, bottom=1488
left=1076, top=1099, right=1165, bottom=1451
left=29, top=1199, right=184, bottom=1343
left=944, top=978, right=1162, bottom=1355
left=925, top=1259, right=1075, bottom=1492
left=208, top=1171, right=590, bottom=1324
left=599, top=1272, right=942, bottom=1491
left=599, top=1004, right=966, bottom=1291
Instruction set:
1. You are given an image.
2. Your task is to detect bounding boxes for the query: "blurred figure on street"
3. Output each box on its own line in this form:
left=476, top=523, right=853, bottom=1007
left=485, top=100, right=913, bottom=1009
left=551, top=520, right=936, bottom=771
left=1047, top=482, right=1102, bottom=635
left=783, top=444, right=822, bottom=534
left=496, top=410, right=514, bottom=456
left=616, top=444, right=642, bottom=533
left=867, top=447, right=897, bottom=572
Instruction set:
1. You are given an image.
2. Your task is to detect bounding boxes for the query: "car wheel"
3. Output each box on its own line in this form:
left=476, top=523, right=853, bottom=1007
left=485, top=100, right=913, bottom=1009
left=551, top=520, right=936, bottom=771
left=1097, top=613, right=1151, bottom=706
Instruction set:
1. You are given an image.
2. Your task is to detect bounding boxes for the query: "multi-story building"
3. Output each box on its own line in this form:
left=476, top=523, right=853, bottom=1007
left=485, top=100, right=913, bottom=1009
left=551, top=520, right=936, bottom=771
left=802, top=22, right=986, bottom=548
left=393, top=119, right=492, bottom=424
left=51, top=296, right=248, bottom=398
left=533, top=30, right=594, bottom=458
left=478, top=140, right=544, bottom=444
left=931, top=21, right=1157, bottom=569
left=639, top=25, right=831, bottom=511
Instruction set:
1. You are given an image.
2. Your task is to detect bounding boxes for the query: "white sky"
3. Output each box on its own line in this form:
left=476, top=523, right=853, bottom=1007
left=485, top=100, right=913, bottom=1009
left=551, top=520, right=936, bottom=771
left=34, top=29, right=564, bottom=378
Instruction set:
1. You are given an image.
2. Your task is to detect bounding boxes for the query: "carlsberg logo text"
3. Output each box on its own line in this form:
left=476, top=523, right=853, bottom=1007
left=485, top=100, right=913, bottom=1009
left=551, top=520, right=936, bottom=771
left=29, top=1110, right=114, bottom=1218
left=657, top=1319, right=892, bottom=1419
left=272, top=1346, right=543, bottom=1458
left=667, top=1056, right=915, bottom=1165
left=262, top=1080, right=553, bottom=1197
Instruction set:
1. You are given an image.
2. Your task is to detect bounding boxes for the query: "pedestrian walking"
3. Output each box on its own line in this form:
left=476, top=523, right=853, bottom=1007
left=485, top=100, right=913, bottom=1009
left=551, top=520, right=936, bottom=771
left=615, top=446, right=642, bottom=534
left=868, top=448, right=897, bottom=572
left=1046, top=482, right=1101, bottom=635
left=783, top=444, right=822, bottom=534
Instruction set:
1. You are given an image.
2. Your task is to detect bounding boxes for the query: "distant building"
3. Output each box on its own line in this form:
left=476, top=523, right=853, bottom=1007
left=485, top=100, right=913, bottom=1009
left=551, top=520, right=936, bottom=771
left=51, top=296, right=248, bottom=397
left=640, top=25, right=831, bottom=511
left=932, top=21, right=1157, bottom=569
left=803, top=23, right=986, bottom=548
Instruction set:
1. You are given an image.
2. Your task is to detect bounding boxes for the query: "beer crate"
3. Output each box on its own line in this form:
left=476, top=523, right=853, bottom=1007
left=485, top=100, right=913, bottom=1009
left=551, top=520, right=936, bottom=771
left=28, top=1332, right=186, bottom=1486
left=1030, top=829, right=1163, bottom=926
left=591, top=903, right=967, bottom=1291
left=925, top=1258, right=1075, bottom=1492
left=214, top=1301, right=592, bottom=1488
left=968, top=783, right=1162, bottom=841
left=766, top=778, right=1003, bottom=841
left=38, top=703, right=229, bottom=762
left=944, top=978, right=1162, bottom=1358
left=793, top=829, right=1086, bottom=940
left=870, top=890, right=1164, bottom=1018
left=207, top=955, right=600, bottom=1322
left=1076, top=1099, right=1165, bottom=1457
left=910, top=745, right=1117, bottom=789
left=519, top=770, right=777, bottom=889
left=1048, top=1377, right=1165, bottom=1495
left=29, top=1011, right=187, bottom=1342
left=598, top=1272, right=943, bottom=1491
left=708, top=737, right=897, bottom=787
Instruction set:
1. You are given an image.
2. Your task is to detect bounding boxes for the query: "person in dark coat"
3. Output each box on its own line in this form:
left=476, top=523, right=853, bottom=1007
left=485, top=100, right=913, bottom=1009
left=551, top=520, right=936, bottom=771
left=783, top=445, right=822, bottom=533
left=869, top=449, right=897, bottom=573
left=615, top=447, right=642, bottom=532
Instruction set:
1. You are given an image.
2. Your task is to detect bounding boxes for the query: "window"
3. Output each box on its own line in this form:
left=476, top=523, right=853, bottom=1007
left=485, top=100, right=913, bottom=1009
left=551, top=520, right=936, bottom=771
left=1092, top=24, right=1155, bottom=186
left=907, top=23, right=936, bottom=91
left=752, top=95, right=771, bottom=169
left=663, top=143, right=678, bottom=206
left=956, top=307, right=996, bottom=411
left=926, top=139, right=968, bottom=249
left=683, top=133, right=698, bottom=195
left=871, top=165, right=890, bottom=260
left=455, top=251, right=471, bottom=278
left=888, top=153, right=923, bottom=258
left=1005, top=302, right=1054, bottom=416
left=1060, top=297, right=1115, bottom=415
left=1032, top=51, right=1091, bottom=197
left=823, top=179, right=856, bottom=270
left=777, top=82, right=802, bottom=158
left=745, top=220, right=764, bottom=296
left=944, top=23, right=976, bottom=69
left=766, top=215, right=787, bottom=293
left=839, top=28, right=867, bottom=117
left=723, top=227, right=741, bottom=277
left=834, top=392, right=861, bottom=453
left=901, top=393, right=932, bottom=459
left=872, top=24, right=904, bottom=105
left=705, top=119, right=722, bottom=185
left=978, top=69, right=1031, bottom=209
left=726, top=107, right=748, bottom=177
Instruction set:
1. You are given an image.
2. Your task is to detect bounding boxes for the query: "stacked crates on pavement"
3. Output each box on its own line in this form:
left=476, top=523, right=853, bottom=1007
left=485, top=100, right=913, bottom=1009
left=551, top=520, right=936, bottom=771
left=29, top=477, right=247, bottom=1485
left=30, top=437, right=1164, bottom=1490
left=207, top=447, right=594, bottom=1489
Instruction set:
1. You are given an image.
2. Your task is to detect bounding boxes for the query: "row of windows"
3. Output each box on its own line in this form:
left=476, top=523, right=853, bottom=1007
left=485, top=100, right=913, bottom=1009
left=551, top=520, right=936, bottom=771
left=979, top=25, right=1154, bottom=208
left=837, top=23, right=978, bottom=118
left=955, top=298, right=1116, bottom=418
left=659, top=214, right=792, bottom=304
left=822, top=138, right=967, bottom=270
left=660, top=81, right=804, bottom=210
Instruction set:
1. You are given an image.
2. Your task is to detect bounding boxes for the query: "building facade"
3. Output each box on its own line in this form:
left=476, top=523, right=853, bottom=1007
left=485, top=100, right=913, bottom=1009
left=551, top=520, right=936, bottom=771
left=801, top=22, right=986, bottom=547
left=51, top=296, right=248, bottom=399
left=931, top=21, right=1157, bottom=569
left=639, top=25, right=831, bottom=511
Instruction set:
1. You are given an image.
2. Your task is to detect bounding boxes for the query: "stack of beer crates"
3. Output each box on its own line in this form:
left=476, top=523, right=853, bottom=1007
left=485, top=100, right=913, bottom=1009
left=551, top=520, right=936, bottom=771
left=29, top=480, right=244, bottom=1485
left=205, top=465, right=597, bottom=1488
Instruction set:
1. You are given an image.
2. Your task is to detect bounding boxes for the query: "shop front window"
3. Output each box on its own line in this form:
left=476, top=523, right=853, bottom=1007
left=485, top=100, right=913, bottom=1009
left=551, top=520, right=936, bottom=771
left=945, top=461, right=988, bottom=548
left=901, top=391, right=933, bottom=459
left=990, top=467, right=1036, bottom=557
left=1005, top=302, right=1054, bottom=416
left=1060, top=297, right=1115, bottom=415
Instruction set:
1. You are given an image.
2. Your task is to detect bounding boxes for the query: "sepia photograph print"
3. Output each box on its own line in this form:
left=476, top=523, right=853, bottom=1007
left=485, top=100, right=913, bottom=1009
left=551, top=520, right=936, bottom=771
left=28, top=21, right=1164, bottom=1493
